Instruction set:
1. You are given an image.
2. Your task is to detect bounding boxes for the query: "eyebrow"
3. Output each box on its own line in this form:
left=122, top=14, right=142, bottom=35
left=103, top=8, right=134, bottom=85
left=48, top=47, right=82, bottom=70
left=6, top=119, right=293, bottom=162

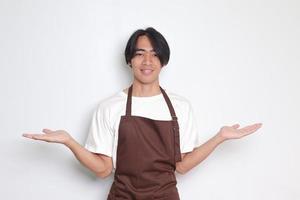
left=134, top=48, right=155, bottom=52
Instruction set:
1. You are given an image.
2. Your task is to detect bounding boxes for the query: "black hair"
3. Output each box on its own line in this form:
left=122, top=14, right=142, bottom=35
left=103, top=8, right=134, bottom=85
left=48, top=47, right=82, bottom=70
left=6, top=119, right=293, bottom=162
left=125, top=27, right=170, bottom=67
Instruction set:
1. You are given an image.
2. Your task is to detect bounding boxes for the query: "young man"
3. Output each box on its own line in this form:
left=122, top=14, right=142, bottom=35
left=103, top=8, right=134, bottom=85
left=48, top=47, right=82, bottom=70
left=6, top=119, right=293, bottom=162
left=23, top=27, right=262, bottom=199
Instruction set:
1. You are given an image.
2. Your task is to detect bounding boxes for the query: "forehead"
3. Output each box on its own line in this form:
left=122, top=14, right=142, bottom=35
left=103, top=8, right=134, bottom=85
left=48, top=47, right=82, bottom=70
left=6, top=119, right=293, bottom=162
left=135, top=35, right=154, bottom=51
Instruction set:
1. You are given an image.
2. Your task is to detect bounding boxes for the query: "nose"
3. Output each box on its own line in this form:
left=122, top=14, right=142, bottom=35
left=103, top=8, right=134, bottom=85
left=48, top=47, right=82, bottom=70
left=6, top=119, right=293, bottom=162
left=142, top=53, right=152, bottom=65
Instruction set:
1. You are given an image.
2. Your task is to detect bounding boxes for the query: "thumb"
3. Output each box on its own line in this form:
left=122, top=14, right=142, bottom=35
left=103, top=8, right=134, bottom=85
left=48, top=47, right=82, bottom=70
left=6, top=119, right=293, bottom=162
left=42, top=129, right=53, bottom=134
left=231, top=124, right=240, bottom=129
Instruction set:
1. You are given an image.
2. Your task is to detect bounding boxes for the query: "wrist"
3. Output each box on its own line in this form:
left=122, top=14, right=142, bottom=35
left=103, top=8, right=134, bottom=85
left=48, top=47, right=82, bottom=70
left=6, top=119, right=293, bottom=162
left=64, top=136, right=76, bottom=147
left=214, top=132, right=227, bottom=144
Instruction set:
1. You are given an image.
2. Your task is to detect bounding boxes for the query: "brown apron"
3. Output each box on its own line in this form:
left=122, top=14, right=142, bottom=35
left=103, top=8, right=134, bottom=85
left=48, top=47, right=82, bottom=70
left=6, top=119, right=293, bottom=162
left=108, top=85, right=182, bottom=200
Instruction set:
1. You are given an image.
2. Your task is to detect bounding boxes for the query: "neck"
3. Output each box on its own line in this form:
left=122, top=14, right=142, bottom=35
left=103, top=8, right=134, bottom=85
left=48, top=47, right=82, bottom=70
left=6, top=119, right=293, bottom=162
left=129, top=80, right=161, bottom=97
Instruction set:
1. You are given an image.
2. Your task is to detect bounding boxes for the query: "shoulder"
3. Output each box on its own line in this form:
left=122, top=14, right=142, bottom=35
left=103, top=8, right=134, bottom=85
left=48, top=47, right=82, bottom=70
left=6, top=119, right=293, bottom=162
left=166, top=90, right=190, bottom=103
left=95, top=91, right=126, bottom=115
left=164, top=89, right=193, bottom=111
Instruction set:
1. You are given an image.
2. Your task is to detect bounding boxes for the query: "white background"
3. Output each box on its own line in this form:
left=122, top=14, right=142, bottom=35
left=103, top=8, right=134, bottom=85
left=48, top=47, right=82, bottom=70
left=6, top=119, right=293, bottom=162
left=1, top=0, right=299, bottom=199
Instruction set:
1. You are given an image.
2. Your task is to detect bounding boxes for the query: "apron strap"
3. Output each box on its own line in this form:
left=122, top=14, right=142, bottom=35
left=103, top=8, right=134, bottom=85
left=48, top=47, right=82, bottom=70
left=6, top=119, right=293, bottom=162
left=160, top=86, right=182, bottom=162
left=159, top=86, right=177, bottom=120
left=125, top=85, right=177, bottom=118
left=125, top=84, right=133, bottom=116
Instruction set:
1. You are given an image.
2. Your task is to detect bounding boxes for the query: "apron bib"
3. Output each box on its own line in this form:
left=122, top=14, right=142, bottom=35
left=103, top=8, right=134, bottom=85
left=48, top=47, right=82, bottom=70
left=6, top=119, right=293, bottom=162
left=108, top=85, right=182, bottom=200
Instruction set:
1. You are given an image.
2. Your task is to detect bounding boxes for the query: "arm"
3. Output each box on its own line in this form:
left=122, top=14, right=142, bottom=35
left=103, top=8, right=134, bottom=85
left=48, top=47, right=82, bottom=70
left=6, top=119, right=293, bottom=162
left=176, top=123, right=262, bottom=174
left=22, top=129, right=113, bottom=178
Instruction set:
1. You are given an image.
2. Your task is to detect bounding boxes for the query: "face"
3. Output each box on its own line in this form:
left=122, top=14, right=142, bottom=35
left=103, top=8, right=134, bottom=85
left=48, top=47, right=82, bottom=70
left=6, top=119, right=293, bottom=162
left=129, top=35, right=162, bottom=85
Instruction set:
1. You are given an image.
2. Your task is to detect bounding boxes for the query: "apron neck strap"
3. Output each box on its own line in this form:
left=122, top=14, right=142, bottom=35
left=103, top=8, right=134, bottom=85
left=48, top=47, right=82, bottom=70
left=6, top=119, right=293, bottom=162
left=125, top=84, right=178, bottom=120
left=159, top=86, right=178, bottom=121
left=125, top=85, right=133, bottom=116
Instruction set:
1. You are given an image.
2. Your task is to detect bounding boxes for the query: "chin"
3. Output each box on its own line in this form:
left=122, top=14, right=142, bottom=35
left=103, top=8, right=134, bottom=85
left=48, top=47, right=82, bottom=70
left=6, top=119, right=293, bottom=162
left=135, top=77, right=159, bottom=85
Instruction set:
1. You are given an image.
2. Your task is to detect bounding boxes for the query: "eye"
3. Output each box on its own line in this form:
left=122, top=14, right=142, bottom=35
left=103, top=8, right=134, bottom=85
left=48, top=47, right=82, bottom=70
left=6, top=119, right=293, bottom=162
left=134, top=52, right=143, bottom=56
left=151, top=52, right=158, bottom=57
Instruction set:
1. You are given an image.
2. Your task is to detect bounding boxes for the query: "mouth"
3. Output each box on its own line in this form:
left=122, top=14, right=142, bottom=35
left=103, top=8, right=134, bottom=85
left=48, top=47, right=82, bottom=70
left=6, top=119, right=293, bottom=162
left=140, top=69, right=154, bottom=75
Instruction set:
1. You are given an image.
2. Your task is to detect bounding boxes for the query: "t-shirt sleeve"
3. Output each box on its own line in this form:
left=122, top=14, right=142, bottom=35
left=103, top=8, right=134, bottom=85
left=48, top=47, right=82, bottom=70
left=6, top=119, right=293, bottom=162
left=179, top=101, right=202, bottom=153
left=84, top=103, right=114, bottom=157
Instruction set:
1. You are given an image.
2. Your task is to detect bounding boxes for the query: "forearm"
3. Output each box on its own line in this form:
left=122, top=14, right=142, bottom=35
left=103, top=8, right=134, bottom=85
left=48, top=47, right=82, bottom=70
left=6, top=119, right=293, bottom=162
left=176, top=133, right=225, bottom=174
left=65, top=138, right=112, bottom=177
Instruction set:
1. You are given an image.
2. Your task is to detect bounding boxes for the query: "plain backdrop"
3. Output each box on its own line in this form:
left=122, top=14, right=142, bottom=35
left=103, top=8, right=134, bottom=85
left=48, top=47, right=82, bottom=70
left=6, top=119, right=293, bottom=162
left=1, top=0, right=299, bottom=199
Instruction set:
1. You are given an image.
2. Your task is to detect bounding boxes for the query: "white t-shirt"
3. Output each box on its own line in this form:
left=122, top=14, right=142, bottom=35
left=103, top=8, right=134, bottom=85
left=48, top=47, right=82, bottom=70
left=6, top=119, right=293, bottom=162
left=84, top=89, right=201, bottom=170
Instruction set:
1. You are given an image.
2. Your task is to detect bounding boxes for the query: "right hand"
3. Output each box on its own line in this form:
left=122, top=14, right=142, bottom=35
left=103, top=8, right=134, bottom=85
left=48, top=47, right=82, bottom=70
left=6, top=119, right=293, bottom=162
left=23, top=129, right=72, bottom=145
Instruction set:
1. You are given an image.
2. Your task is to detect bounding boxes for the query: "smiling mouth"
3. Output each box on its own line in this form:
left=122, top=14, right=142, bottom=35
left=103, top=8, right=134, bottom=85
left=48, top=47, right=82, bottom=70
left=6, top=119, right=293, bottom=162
left=140, top=69, right=154, bottom=75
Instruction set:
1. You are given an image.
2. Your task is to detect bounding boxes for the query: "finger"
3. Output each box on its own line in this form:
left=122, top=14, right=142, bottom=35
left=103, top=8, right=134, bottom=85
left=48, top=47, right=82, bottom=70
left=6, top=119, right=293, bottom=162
left=22, top=133, right=34, bottom=139
left=231, top=124, right=240, bottom=129
left=42, top=129, right=53, bottom=134
left=22, top=133, right=48, bottom=141
left=22, top=133, right=41, bottom=138
left=239, top=123, right=261, bottom=131
left=239, top=123, right=262, bottom=136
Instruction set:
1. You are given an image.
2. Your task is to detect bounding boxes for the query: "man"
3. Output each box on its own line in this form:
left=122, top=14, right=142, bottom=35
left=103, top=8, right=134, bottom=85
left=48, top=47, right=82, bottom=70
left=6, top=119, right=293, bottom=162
left=23, top=27, right=262, bottom=199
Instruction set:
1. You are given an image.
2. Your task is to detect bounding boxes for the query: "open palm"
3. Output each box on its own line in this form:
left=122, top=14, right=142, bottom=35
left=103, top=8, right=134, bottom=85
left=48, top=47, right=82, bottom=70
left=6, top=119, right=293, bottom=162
left=23, top=129, right=71, bottom=144
left=219, top=123, right=262, bottom=140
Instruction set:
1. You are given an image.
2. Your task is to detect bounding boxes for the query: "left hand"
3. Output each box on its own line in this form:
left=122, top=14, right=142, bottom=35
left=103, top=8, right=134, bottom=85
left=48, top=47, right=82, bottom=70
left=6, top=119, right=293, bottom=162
left=218, top=123, right=263, bottom=141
